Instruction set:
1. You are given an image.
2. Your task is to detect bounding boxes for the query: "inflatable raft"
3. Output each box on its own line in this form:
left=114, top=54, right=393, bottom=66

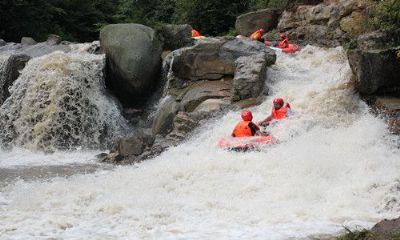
left=217, top=135, right=277, bottom=152
left=281, top=44, right=300, bottom=53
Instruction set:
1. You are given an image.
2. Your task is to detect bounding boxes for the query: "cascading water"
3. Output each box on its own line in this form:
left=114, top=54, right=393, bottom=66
left=0, top=51, right=129, bottom=152
left=0, top=46, right=399, bottom=240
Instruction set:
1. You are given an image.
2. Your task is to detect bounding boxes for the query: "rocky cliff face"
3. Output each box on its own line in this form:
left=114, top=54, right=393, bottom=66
left=276, top=0, right=375, bottom=47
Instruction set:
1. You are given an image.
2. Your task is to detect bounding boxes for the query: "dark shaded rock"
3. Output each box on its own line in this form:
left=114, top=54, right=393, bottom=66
left=100, top=24, right=163, bottom=106
left=372, top=97, right=400, bottom=134
left=347, top=48, right=400, bottom=95
left=46, top=34, right=62, bottom=45
left=21, top=37, right=36, bottom=45
left=0, top=54, right=31, bottom=105
left=159, top=24, right=193, bottom=50
left=235, top=9, right=280, bottom=36
left=0, top=39, right=6, bottom=47
left=152, top=96, right=180, bottom=136
left=232, top=54, right=269, bottom=102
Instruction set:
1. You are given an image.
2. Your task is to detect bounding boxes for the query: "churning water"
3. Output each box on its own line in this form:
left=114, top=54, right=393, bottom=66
left=0, top=46, right=399, bottom=240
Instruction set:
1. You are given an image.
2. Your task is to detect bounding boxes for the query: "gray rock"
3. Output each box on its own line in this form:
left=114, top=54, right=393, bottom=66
left=370, top=217, right=400, bottom=240
left=193, top=98, right=230, bottom=113
left=100, top=24, right=163, bottom=106
left=347, top=48, right=400, bottom=95
left=159, top=24, right=193, bottom=50
left=357, top=30, right=400, bottom=50
left=171, top=37, right=274, bottom=81
left=179, top=80, right=232, bottom=112
left=0, top=39, right=6, bottom=47
left=152, top=96, right=180, bottom=136
left=21, top=37, right=36, bottom=46
left=235, top=9, right=280, bottom=36
left=232, top=54, right=269, bottom=102
left=0, top=54, right=31, bottom=105
left=46, top=34, right=62, bottom=45
left=114, top=131, right=155, bottom=158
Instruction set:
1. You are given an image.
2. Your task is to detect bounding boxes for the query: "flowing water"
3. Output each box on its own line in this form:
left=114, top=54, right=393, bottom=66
left=0, top=46, right=399, bottom=240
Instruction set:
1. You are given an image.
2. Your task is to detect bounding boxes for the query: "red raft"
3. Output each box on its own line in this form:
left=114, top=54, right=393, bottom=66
left=281, top=44, right=300, bottom=53
left=217, top=135, right=277, bottom=152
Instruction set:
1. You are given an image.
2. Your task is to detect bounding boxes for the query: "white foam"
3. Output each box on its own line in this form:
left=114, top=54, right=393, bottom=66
left=0, top=46, right=399, bottom=240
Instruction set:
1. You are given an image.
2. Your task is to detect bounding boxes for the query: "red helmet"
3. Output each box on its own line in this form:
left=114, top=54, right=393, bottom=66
left=259, top=28, right=266, bottom=33
left=273, top=98, right=284, bottom=105
left=241, top=110, right=253, bottom=121
left=280, top=33, right=287, bottom=39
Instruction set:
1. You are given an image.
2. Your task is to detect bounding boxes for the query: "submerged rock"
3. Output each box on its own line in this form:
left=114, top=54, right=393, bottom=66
left=100, top=24, right=163, bottom=106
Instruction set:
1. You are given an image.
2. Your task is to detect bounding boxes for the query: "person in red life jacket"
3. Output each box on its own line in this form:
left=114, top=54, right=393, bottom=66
left=232, top=110, right=262, bottom=137
left=278, top=33, right=289, bottom=49
left=258, top=98, right=292, bottom=127
left=192, top=29, right=201, bottom=37
left=249, top=28, right=266, bottom=42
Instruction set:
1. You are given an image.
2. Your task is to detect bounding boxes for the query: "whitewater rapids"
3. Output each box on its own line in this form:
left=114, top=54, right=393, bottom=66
left=1, top=46, right=399, bottom=240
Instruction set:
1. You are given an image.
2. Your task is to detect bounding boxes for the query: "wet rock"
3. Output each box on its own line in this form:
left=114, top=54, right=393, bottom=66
left=100, top=24, right=163, bottom=106
left=21, top=37, right=36, bottom=46
left=347, top=48, right=400, bottom=95
left=46, top=34, right=62, bottom=45
left=373, top=97, right=400, bottom=134
left=235, top=9, right=280, bottom=36
left=232, top=54, right=269, bottom=102
left=0, top=39, right=6, bottom=47
left=0, top=54, right=31, bottom=105
left=152, top=96, right=180, bottom=136
left=370, top=217, right=400, bottom=240
left=158, top=24, right=193, bottom=51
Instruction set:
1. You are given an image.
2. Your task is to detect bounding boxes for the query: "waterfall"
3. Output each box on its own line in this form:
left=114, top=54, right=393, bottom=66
left=0, top=46, right=399, bottom=240
left=0, top=51, right=129, bottom=152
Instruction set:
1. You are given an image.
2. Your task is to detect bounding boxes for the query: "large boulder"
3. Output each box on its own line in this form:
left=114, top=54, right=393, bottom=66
left=232, top=54, right=268, bottom=102
left=235, top=9, right=280, bottom=36
left=339, top=11, right=367, bottom=37
left=370, top=217, right=400, bottom=240
left=158, top=24, right=193, bottom=51
left=347, top=47, right=400, bottom=95
left=0, top=54, right=31, bottom=105
left=171, top=37, right=275, bottom=81
left=100, top=24, right=163, bottom=106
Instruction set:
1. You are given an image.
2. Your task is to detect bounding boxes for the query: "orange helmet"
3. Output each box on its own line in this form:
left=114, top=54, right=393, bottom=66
left=241, top=110, right=253, bottom=121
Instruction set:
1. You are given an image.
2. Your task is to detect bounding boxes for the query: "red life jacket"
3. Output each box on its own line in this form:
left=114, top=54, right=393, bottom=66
left=278, top=39, right=289, bottom=48
left=272, top=105, right=290, bottom=120
left=233, top=121, right=253, bottom=137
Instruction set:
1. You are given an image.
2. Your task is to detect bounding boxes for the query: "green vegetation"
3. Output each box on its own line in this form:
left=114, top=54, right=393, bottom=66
left=374, top=0, right=400, bottom=32
left=336, top=228, right=374, bottom=240
left=0, top=0, right=396, bottom=43
left=0, top=0, right=298, bottom=43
